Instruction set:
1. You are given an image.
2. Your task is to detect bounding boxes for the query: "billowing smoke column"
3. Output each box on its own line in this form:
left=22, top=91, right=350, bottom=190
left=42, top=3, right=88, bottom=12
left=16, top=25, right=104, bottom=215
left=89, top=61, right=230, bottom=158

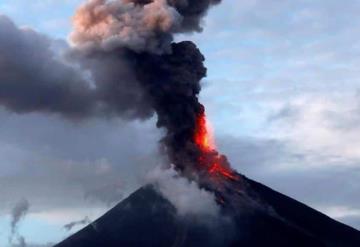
left=70, top=0, right=239, bottom=184
left=0, top=0, right=238, bottom=188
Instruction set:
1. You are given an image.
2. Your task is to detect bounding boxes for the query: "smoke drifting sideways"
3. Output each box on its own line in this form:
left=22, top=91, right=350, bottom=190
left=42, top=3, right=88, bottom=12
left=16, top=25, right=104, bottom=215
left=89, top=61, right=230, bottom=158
left=0, top=0, right=226, bottom=178
left=0, top=15, right=95, bottom=119
left=9, top=199, right=30, bottom=247
left=64, top=217, right=91, bottom=232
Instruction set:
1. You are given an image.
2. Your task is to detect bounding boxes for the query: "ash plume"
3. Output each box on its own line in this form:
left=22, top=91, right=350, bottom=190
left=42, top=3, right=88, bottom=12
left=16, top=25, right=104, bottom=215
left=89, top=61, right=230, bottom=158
left=70, top=0, right=224, bottom=176
left=9, top=199, right=30, bottom=247
left=70, top=0, right=221, bottom=53
left=0, top=0, right=220, bottom=120
left=0, top=15, right=95, bottom=119
left=0, top=0, right=225, bottom=177
left=0, top=0, right=224, bottom=174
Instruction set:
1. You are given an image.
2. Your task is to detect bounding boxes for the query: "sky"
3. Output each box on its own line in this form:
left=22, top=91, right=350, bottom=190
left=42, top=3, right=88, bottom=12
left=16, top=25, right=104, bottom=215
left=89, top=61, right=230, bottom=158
left=1, top=0, right=360, bottom=246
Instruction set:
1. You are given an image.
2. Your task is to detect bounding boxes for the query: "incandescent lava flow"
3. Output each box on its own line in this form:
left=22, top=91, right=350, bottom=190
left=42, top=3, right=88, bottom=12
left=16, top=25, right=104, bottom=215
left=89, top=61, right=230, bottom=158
left=192, top=109, right=253, bottom=209
left=194, top=111, right=239, bottom=182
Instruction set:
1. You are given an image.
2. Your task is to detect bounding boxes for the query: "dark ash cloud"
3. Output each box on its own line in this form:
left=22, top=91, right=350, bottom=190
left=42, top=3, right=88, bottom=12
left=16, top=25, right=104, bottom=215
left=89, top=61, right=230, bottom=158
left=0, top=15, right=95, bottom=119
left=0, top=0, right=226, bottom=180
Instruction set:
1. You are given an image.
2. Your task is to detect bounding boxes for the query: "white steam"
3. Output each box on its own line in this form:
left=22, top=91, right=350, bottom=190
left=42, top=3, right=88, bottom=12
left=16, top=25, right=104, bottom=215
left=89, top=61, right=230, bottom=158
left=146, top=165, right=220, bottom=217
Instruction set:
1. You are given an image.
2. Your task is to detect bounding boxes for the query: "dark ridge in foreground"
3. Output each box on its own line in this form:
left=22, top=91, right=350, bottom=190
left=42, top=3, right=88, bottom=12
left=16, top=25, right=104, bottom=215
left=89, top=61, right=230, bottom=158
left=55, top=176, right=360, bottom=247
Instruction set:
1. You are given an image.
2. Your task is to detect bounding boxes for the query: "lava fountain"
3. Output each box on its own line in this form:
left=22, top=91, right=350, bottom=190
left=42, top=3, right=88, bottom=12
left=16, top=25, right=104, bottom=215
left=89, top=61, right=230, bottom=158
left=194, top=111, right=239, bottom=182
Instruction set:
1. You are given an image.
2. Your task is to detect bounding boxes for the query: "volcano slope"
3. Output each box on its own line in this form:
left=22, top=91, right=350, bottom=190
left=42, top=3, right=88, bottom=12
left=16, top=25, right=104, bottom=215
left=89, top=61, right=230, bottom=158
left=55, top=173, right=360, bottom=247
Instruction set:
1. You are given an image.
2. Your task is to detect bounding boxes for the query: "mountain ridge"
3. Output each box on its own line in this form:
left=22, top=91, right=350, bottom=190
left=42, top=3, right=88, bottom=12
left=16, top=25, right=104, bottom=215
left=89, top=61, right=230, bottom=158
left=55, top=175, right=360, bottom=247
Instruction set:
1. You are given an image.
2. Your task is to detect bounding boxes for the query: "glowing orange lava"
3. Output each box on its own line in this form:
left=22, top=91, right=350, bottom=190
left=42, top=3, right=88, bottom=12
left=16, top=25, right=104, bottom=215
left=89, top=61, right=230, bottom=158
left=194, top=112, right=238, bottom=181
left=208, top=162, right=238, bottom=180
left=194, top=112, right=215, bottom=152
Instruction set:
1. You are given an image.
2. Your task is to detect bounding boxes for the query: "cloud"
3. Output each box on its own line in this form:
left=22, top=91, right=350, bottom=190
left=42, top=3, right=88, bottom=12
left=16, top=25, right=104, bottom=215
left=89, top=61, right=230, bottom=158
left=217, top=135, right=290, bottom=173
left=0, top=109, right=162, bottom=218
left=84, top=179, right=125, bottom=206
left=321, top=206, right=360, bottom=220
left=265, top=94, right=360, bottom=169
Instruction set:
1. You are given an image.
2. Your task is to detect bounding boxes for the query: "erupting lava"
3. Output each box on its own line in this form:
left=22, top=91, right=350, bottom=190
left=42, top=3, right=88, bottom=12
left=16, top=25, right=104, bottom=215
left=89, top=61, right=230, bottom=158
left=194, top=112, right=215, bottom=153
left=194, top=112, right=238, bottom=181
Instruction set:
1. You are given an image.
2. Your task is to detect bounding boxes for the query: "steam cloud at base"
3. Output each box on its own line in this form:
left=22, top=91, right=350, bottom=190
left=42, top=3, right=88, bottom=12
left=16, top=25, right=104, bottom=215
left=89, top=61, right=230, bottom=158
left=146, top=165, right=220, bottom=217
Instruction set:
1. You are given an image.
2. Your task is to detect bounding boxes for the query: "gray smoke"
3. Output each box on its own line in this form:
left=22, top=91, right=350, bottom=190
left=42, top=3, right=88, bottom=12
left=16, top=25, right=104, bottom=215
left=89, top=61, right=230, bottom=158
left=0, top=0, right=226, bottom=188
left=68, top=0, right=229, bottom=176
left=17, top=236, right=27, bottom=247
left=9, top=199, right=30, bottom=247
left=0, top=0, right=221, bottom=120
left=64, top=217, right=91, bottom=231
left=0, top=15, right=95, bottom=119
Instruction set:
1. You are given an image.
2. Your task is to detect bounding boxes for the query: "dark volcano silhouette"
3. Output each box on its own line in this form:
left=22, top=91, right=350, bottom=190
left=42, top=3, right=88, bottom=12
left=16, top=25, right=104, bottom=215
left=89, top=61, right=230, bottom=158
left=55, top=175, right=360, bottom=247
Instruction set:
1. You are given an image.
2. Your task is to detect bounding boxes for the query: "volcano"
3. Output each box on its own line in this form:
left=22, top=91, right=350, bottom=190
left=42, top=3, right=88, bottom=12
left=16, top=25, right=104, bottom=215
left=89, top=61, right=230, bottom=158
left=54, top=108, right=360, bottom=247
left=55, top=174, right=360, bottom=247
left=51, top=2, right=359, bottom=247
left=53, top=41, right=360, bottom=247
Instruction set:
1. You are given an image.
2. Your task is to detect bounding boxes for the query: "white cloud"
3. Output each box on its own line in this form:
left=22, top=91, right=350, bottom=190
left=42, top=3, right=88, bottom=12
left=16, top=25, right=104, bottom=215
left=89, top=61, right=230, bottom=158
left=265, top=94, right=360, bottom=170
left=321, top=206, right=360, bottom=220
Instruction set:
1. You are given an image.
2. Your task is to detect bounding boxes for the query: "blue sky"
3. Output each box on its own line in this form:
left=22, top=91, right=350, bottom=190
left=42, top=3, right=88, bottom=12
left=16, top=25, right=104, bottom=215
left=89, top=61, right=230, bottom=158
left=1, top=0, right=360, bottom=246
